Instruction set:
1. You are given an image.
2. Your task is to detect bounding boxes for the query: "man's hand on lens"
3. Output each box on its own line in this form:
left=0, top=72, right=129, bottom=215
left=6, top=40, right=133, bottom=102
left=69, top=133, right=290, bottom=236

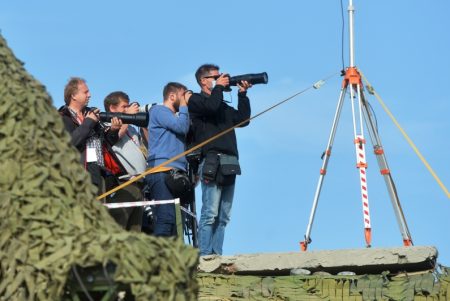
left=110, top=117, right=123, bottom=131
left=237, top=80, right=252, bottom=92
left=126, top=102, right=140, bottom=114
left=183, top=90, right=193, bottom=105
left=216, top=73, right=230, bottom=87
left=86, top=108, right=100, bottom=122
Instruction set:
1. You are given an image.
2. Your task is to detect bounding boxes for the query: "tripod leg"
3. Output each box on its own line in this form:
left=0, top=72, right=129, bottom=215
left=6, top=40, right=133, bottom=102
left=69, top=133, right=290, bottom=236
left=175, top=199, right=183, bottom=242
left=180, top=188, right=198, bottom=248
left=361, top=94, right=413, bottom=246
left=301, top=85, right=348, bottom=251
left=190, top=189, right=199, bottom=248
left=184, top=161, right=199, bottom=248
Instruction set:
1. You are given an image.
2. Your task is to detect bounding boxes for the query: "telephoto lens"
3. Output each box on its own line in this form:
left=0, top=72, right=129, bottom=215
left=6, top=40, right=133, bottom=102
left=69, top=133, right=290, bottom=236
left=229, top=72, right=268, bottom=86
left=138, top=104, right=154, bottom=113
left=99, top=112, right=149, bottom=127
left=130, top=102, right=156, bottom=113
left=223, top=72, right=269, bottom=91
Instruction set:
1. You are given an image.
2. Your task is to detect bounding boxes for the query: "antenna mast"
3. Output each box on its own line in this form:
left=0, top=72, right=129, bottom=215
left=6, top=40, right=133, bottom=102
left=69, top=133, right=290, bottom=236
left=348, top=0, right=355, bottom=67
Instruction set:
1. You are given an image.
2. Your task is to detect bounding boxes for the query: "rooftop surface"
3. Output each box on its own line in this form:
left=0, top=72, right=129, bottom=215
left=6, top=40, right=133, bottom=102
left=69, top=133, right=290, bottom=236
left=199, top=246, right=438, bottom=276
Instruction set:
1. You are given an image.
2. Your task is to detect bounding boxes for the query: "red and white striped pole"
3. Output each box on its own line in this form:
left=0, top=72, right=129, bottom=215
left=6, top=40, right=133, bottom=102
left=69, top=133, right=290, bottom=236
left=354, top=134, right=372, bottom=247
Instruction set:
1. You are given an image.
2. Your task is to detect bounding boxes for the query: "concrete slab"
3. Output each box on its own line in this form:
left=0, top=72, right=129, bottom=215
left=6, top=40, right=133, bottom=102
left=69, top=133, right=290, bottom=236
left=198, top=246, right=438, bottom=275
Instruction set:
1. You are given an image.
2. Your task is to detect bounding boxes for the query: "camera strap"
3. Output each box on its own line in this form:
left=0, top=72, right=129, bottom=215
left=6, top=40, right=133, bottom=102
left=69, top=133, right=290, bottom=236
left=126, top=130, right=140, bottom=148
left=68, top=107, right=84, bottom=125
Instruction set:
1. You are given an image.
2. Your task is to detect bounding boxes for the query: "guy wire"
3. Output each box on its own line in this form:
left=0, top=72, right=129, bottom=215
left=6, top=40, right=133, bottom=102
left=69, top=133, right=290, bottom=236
left=360, top=70, right=450, bottom=199
left=97, top=71, right=339, bottom=200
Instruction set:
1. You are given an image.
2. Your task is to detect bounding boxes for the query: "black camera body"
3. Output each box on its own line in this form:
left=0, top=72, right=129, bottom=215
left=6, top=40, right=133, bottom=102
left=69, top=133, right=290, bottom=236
left=99, top=112, right=149, bottom=128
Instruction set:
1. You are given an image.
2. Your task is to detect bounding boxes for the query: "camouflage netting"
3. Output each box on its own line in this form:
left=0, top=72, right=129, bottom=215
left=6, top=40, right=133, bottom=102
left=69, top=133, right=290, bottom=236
left=0, top=34, right=198, bottom=300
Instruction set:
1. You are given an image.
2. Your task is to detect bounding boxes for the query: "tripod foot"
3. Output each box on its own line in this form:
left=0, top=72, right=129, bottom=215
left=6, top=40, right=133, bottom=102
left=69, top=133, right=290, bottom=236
left=403, top=239, right=413, bottom=246
left=364, top=228, right=372, bottom=247
left=300, top=241, right=308, bottom=252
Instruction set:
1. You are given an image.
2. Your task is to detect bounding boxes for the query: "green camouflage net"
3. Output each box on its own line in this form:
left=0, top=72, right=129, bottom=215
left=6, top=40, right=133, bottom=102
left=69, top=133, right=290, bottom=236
left=0, top=34, right=198, bottom=300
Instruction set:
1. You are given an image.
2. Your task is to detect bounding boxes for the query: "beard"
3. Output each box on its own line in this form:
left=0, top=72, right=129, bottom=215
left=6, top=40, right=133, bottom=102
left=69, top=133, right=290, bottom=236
left=173, top=98, right=181, bottom=112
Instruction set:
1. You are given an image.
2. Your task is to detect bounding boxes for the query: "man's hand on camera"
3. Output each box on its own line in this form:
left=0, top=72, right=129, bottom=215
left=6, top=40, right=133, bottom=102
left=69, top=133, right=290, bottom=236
left=126, top=102, right=140, bottom=114
left=216, top=73, right=230, bottom=87
left=180, top=96, right=187, bottom=107
left=86, top=108, right=100, bottom=122
left=110, top=117, right=122, bottom=131
left=237, top=80, right=252, bottom=92
left=183, top=90, right=193, bottom=105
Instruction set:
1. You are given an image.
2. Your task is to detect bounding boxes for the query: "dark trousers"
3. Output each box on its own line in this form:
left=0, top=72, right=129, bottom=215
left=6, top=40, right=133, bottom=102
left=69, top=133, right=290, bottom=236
left=144, top=172, right=176, bottom=237
left=104, top=176, right=143, bottom=232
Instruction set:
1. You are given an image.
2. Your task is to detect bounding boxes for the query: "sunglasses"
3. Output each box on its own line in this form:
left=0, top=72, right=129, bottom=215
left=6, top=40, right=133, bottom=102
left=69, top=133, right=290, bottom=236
left=203, top=75, right=220, bottom=80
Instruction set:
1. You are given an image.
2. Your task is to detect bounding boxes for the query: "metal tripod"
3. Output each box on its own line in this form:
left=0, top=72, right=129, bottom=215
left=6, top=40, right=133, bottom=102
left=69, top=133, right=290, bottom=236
left=300, top=0, right=413, bottom=251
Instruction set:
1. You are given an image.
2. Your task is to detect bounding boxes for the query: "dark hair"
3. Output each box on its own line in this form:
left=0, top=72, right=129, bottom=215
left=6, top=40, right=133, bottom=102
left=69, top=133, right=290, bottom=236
left=104, top=91, right=130, bottom=111
left=163, top=82, right=187, bottom=100
left=195, top=64, right=220, bottom=85
left=63, top=77, right=85, bottom=105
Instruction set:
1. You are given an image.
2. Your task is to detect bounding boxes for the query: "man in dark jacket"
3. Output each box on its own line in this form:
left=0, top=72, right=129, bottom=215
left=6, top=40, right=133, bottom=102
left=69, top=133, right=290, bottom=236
left=58, top=77, right=121, bottom=193
left=188, top=64, right=252, bottom=256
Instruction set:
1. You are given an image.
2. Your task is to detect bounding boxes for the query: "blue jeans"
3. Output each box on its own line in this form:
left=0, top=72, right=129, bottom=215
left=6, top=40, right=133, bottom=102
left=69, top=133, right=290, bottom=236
left=198, top=162, right=235, bottom=256
left=144, top=172, right=176, bottom=237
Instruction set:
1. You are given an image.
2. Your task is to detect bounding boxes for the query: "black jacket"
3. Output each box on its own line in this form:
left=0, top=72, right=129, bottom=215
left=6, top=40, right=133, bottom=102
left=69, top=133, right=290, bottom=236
left=58, top=105, right=119, bottom=186
left=188, top=85, right=251, bottom=158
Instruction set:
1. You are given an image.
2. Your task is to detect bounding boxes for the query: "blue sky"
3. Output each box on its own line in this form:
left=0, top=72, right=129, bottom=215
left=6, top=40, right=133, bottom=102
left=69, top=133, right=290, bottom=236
left=2, top=1, right=450, bottom=266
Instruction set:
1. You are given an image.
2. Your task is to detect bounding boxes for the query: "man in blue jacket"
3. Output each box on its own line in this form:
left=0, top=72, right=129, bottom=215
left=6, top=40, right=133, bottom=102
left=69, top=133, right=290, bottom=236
left=145, top=82, right=192, bottom=237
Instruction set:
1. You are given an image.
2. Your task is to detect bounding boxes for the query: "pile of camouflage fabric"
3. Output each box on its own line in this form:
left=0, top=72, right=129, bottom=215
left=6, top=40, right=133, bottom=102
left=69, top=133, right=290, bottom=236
left=0, top=34, right=198, bottom=300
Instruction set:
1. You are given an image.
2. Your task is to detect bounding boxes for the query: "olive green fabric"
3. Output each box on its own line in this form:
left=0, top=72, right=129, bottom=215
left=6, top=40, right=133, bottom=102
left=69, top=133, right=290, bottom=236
left=0, top=34, right=198, bottom=300
left=198, top=268, right=450, bottom=300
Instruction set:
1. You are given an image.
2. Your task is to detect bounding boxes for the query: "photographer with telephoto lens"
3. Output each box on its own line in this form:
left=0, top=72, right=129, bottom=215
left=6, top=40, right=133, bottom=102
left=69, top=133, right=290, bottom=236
left=58, top=77, right=121, bottom=194
left=188, top=64, right=253, bottom=256
left=102, top=91, right=149, bottom=231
